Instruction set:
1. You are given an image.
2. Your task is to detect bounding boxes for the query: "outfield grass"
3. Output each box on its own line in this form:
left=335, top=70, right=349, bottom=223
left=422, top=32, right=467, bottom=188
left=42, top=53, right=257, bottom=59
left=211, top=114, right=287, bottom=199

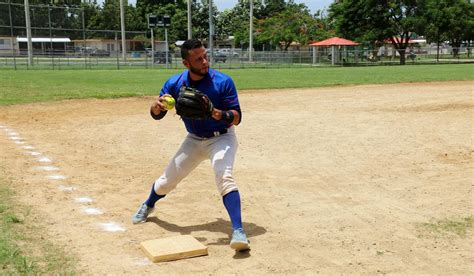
left=0, top=64, right=473, bottom=105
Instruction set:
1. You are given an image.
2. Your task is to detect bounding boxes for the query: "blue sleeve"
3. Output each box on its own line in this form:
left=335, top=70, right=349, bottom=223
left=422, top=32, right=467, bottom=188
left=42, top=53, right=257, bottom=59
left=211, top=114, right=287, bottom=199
left=153, top=78, right=178, bottom=121
left=222, top=78, right=240, bottom=110
left=159, top=73, right=184, bottom=99
left=159, top=79, right=173, bottom=97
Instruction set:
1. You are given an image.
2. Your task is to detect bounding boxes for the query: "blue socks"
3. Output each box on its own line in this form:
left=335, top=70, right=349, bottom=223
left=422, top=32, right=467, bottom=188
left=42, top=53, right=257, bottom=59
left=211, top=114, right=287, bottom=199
left=145, top=183, right=166, bottom=208
left=145, top=185, right=242, bottom=231
left=223, top=191, right=243, bottom=230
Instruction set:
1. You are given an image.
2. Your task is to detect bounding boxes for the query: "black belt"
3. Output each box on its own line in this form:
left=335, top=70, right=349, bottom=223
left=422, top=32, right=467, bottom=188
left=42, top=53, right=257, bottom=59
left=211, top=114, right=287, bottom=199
left=194, top=129, right=227, bottom=139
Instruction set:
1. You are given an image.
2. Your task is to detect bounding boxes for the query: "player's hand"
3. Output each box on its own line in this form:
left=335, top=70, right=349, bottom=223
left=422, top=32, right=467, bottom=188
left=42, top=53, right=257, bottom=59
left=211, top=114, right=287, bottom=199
left=151, top=94, right=172, bottom=115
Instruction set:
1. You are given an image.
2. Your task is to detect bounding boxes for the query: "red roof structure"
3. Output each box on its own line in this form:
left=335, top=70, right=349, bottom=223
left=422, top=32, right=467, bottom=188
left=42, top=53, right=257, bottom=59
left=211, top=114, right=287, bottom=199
left=310, top=37, right=359, bottom=46
left=383, top=37, right=418, bottom=44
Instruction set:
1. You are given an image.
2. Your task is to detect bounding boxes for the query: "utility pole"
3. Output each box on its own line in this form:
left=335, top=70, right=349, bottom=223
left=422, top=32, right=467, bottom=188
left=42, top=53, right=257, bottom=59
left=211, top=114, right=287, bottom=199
left=151, top=28, right=154, bottom=68
left=119, top=0, right=126, bottom=61
left=208, top=0, right=213, bottom=64
left=24, top=0, right=33, bottom=66
left=187, top=0, right=192, bottom=39
left=48, top=5, right=53, bottom=68
left=8, top=0, right=17, bottom=69
left=249, top=0, right=253, bottom=62
left=165, top=27, right=169, bottom=67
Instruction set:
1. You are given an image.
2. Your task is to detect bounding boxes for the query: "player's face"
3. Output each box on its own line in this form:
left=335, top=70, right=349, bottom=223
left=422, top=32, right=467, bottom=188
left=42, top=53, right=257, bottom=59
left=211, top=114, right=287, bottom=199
left=183, top=47, right=209, bottom=78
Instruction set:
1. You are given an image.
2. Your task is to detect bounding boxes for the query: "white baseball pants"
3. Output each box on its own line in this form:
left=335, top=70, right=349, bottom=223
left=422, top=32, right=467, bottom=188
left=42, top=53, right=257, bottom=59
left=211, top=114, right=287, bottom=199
left=153, top=127, right=238, bottom=196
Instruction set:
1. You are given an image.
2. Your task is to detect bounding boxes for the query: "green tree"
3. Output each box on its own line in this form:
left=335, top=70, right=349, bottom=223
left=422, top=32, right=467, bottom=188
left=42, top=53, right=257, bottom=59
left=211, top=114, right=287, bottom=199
left=261, top=0, right=286, bottom=17
left=329, top=0, right=427, bottom=65
left=257, top=3, right=315, bottom=51
left=88, top=0, right=143, bottom=39
left=424, top=0, right=473, bottom=58
left=215, top=0, right=265, bottom=49
left=306, top=9, right=337, bottom=43
left=189, top=0, right=219, bottom=42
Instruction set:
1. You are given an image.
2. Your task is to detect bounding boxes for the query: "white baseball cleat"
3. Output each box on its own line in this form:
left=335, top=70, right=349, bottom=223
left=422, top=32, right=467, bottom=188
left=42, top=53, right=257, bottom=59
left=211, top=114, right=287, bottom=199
left=230, top=228, right=250, bottom=251
left=132, top=203, right=154, bottom=224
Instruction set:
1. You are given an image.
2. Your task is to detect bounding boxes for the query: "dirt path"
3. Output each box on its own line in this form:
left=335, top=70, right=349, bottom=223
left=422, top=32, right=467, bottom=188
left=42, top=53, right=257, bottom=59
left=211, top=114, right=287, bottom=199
left=0, top=82, right=472, bottom=274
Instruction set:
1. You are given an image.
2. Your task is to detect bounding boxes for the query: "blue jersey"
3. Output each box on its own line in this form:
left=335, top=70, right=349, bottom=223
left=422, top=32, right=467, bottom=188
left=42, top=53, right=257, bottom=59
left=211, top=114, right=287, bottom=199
left=160, top=68, right=240, bottom=137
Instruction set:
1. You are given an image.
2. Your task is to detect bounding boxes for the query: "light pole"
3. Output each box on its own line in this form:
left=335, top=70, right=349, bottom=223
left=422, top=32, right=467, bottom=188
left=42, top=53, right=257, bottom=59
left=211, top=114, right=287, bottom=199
left=208, top=0, right=213, bottom=64
left=119, top=0, right=126, bottom=61
left=249, top=0, right=253, bottom=62
left=187, top=0, right=192, bottom=39
left=24, top=0, right=33, bottom=66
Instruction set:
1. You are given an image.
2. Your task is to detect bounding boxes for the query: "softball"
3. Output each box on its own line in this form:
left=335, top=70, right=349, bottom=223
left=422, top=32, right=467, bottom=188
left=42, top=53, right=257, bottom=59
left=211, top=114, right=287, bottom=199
left=162, top=96, right=175, bottom=110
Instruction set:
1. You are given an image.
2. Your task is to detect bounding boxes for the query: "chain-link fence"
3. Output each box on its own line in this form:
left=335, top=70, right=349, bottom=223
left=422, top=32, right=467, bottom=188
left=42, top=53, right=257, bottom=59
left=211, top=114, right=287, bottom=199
left=0, top=47, right=472, bottom=70
left=1, top=1, right=473, bottom=70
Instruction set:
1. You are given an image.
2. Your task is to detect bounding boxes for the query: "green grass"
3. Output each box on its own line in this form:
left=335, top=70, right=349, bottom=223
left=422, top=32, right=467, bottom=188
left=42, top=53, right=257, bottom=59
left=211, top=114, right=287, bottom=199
left=418, top=216, right=473, bottom=238
left=0, top=174, right=77, bottom=274
left=0, top=64, right=473, bottom=105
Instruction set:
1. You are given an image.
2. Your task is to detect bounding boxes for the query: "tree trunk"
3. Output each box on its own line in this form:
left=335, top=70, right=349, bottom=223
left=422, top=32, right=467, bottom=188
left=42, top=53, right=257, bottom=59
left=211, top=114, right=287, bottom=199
left=436, top=41, right=440, bottom=63
left=468, top=42, right=471, bottom=58
left=390, top=35, right=409, bottom=65
left=398, top=48, right=406, bottom=65
left=436, top=32, right=440, bottom=63
left=451, top=39, right=461, bottom=58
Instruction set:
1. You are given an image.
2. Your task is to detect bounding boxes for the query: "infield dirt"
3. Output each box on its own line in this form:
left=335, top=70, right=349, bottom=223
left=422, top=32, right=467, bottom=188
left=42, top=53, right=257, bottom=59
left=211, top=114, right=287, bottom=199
left=0, top=81, right=472, bottom=274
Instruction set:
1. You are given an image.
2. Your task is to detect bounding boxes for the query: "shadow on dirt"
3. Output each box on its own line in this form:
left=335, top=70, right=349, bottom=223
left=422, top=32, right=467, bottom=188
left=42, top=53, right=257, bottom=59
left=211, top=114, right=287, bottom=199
left=147, top=217, right=266, bottom=247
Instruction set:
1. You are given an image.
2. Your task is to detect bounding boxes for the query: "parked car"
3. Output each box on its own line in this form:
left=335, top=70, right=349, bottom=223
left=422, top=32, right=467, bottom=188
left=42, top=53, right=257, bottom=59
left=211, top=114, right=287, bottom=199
left=205, top=49, right=227, bottom=63
left=153, top=51, right=173, bottom=64
left=213, top=51, right=227, bottom=63
left=145, top=48, right=152, bottom=57
left=90, top=49, right=110, bottom=57
left=78, top=46, right=93, bottom=55
left=218, top=48, right=239, bottom=58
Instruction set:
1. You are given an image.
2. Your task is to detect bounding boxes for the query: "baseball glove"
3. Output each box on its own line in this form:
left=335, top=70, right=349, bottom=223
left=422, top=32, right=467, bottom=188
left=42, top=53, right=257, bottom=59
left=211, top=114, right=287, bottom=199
left=176, top=86, right=214, bottom=119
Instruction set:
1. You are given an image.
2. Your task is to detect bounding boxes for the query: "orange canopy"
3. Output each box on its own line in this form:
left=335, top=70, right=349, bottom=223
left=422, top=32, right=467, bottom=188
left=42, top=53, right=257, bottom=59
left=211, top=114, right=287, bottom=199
left=310, top=37, right=359, bottom=46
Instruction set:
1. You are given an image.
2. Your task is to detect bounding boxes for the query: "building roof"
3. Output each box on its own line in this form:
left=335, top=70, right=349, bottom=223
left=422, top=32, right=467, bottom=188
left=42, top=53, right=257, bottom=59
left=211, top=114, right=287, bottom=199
left=310, top=37, right=359, bottom=46
left=17, top=37, right=71, bottom=43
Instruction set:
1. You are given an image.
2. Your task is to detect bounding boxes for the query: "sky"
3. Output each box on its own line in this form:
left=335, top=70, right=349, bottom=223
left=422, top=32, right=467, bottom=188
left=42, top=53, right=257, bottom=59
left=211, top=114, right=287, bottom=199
left=122, top=1, right=334, bottom=13
left=213, top=0, right=334, bottom=13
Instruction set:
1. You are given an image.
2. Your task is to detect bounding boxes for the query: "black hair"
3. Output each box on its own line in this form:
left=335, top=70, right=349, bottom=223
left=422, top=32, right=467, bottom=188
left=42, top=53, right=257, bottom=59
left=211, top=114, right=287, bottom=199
left=181, top=38, right=202, bottom=59
left=181, top=39, right=203, bottom=60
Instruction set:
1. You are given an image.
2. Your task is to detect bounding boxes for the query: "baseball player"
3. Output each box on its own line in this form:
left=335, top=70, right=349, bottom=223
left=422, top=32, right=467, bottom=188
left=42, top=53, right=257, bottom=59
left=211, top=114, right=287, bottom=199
left=132, top=39, right=249, bottom=252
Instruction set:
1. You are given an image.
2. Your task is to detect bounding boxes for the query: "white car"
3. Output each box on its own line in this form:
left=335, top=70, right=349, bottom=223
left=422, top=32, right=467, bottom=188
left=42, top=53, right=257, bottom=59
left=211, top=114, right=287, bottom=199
left=218, top=49, right=239, bottom=58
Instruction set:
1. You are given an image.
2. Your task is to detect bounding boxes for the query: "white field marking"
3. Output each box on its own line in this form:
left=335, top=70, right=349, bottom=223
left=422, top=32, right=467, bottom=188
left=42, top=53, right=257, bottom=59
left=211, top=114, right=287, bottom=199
left=133, top=258, right=152, bottom=266
left=98, top=222, right=125, bottom=232
left=36, top=166, right=59, bottom=171
left=47, top=174, right=67, bottom=180
left=82, top=207, right=104, bottom=215
left=14, top=141, right=25, bottom=145
left=27, top=151, right=41, bottom=156
left=38, top=157, right=52, bottom=163
left=58, top=185, right=77, bottom=192
left=9, top=136, right=22, bottom=141
left=22, top=145, right=35, bottom=150
left=0, top=125, right=5, bottom=129
left=7, top=132, right=19, bottom=136
left=75, top=197, right=93, bottom=203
